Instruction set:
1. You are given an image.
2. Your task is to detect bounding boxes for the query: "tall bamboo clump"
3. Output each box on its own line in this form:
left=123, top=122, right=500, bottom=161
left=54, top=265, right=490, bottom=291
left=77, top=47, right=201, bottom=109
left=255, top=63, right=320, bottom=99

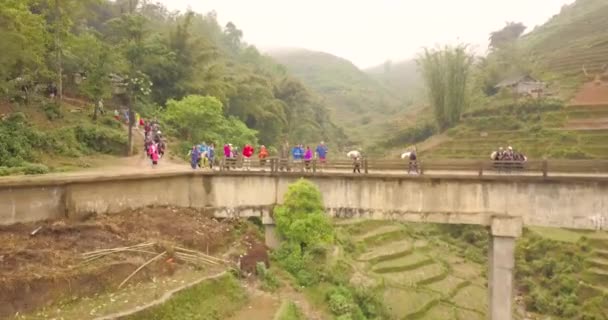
left=418, top=45, right=474, bottom=131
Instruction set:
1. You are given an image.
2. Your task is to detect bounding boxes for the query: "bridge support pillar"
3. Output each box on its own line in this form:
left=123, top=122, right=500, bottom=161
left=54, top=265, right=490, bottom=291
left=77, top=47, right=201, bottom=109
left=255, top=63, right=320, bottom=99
left=262, top=216, right=282, bottom=249
left=488, top=217, right=522, bottom=320
left=264, top=224, right=281, bottom=249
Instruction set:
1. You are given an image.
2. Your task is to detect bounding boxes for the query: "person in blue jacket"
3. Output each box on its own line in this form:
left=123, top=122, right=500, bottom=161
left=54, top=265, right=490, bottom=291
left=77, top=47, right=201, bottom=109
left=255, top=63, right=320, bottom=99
left=315, top=141, right=328, bottom=171
left=189, top=145, right=201, bottom=169
left=198, top=143, right=209, bottom=168
left=292, top=144, right=304, bottom=163
left=207, top=143, right=215, bottom=169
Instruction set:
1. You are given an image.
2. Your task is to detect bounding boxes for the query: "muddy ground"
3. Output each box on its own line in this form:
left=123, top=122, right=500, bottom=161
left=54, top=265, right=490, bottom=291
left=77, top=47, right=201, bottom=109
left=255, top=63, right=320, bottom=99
left=0, top=207, right=265, bottom=318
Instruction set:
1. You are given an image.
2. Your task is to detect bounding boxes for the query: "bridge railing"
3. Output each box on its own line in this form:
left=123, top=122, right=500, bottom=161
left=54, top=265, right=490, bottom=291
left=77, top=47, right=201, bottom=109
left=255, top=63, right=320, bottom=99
left=217, top=157, right=608, bottom=176
left=545, top=159, right=608, bottom=174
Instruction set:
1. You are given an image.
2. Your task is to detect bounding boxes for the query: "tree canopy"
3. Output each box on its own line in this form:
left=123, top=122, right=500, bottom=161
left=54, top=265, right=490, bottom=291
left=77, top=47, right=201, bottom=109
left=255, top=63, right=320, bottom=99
left=162, top=95, right=257, bottom=148
left=474, top=22, right=533, bottom=96
left=489, top=22, right=527, bottom=50
left=0, top=0, right=46, bottom=94
left=418, top=45, right=474, bottom=131
left=274, top=179, right=333, bottom=248
left=0, top=0, right=346, bottom=150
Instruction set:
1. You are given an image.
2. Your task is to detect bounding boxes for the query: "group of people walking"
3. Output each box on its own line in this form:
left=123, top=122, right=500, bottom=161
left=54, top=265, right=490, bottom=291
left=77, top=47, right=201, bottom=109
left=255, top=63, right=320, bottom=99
left=188, top=141, right=329, bottom=171
left=222, top=143, right=270, bottom=170
left=188, top=142, right=270, bottom=170
left=490, top=146, right=527, bottom=172
left=143, top=119, right=165, bottom=167
left=183, top=141, right=532, bottom=174
left=189, top=143, right=217, bottom=169
left=278, top=142, right=328, bottom=172
left=490, top=146, right=527, bottom=162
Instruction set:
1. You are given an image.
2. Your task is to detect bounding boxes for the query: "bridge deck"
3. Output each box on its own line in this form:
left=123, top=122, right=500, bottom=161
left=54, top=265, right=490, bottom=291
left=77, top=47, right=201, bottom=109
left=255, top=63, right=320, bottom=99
left=0, top=163, right=607, bottom=188
left=0, top=158, right=608, bottom=187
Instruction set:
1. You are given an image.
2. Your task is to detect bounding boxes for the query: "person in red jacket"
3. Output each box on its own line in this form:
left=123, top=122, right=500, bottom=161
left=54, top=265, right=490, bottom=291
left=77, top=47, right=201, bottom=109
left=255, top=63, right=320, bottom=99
left=242, top=144, right=254, bottom=170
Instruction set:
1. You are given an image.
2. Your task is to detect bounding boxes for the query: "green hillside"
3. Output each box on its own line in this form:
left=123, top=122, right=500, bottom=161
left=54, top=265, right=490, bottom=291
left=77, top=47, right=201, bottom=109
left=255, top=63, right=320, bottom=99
left=365, top=59, right=422, bottom=103
left=0, top=1, right=348, bottom=175
left=269, top=49, right=413, bottom=146
left=419, top=100, right=608, bottom=160
left=407, top=0, right=608, bottom=160
left=0, top=99, right=130, bottom=175
left=523, top=0, right=608, bottom=94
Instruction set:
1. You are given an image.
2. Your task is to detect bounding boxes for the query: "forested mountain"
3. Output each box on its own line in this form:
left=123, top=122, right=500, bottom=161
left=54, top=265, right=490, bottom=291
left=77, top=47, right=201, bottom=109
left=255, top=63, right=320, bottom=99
left=0, top=0, right=347, bottom=171
left=365, top=59, right=422, bottom=103
left=269, top=48, right=414, bottom=146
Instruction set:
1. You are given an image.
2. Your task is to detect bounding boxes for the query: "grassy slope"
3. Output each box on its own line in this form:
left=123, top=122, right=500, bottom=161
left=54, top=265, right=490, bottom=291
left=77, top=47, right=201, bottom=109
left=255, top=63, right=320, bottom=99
left=273, top=301, right=305, bottom=320
left=0, top=98, right=130, bottom=174
left=523, top=0, right=608, bottom=96
left=268, top=48, right=413, bottom=147
left=125, top=273, right=248, bottom=320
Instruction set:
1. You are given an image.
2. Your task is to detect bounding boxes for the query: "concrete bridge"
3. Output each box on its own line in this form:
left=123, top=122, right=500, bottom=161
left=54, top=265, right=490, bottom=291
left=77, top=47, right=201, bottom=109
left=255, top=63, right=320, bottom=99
left=1, top=170, right=607, bottom=320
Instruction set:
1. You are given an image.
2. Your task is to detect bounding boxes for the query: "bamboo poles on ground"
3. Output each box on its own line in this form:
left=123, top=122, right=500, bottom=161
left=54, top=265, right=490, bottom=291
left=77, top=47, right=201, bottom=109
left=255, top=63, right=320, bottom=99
left=82, top=242, right=155, bottom=257
left=174, top=252, right=219, bottom=266
left=81, top=242, right=234, bottom=289
left=80, top=242, right=231, bottom=271
left=174, top=246, right=230, bottom=264
left=80, top=243, right=157, bottom=264
left=118, top=251, right=167, bottom=289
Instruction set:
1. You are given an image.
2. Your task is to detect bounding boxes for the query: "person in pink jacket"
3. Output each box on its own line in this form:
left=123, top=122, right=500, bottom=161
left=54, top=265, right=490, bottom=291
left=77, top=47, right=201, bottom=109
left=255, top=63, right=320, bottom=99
left=223, top=144, right=231, bottom=158
left=304, top=146, right=313, bottom=171
left=148, top=143, right=159, bottom=166
left=151, top=146, right=159, bottom=166
left=223, top=144, right=236, bottom=170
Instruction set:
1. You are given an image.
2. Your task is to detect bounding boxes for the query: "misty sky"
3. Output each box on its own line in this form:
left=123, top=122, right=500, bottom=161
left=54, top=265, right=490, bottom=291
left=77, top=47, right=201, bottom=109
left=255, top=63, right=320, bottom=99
left=158, top=0, right=575, bottom=68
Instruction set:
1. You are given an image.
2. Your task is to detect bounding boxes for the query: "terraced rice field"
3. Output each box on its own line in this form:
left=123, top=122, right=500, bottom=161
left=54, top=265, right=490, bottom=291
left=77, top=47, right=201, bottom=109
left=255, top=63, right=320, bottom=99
left=582, top=235, right=608, bottom=295
left=342, top=222, right=608, bottom=319
left=340, top=222, right=489, bottom=319
left=420, top=100, right=608, bottom=160
left=529, top=227, right=608, bottom=311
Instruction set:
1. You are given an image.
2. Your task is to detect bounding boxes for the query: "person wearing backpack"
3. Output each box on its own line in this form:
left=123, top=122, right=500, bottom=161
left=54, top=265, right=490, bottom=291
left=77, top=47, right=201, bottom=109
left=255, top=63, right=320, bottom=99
left=408, top=150, right=418, bottom=174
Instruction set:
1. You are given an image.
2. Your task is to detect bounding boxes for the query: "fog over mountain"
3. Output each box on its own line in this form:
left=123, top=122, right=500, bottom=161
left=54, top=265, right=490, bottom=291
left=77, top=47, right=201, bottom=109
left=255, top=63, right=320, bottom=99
left=158, top=0, right=574, bottom=67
